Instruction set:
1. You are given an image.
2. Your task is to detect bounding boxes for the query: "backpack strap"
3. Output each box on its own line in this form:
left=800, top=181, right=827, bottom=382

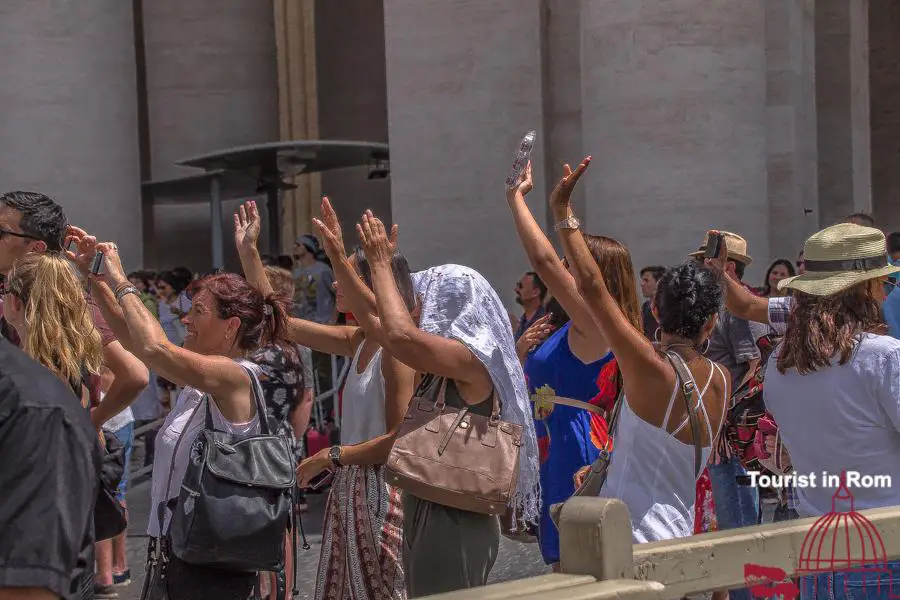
left=664, top=351, right=703, bottom=479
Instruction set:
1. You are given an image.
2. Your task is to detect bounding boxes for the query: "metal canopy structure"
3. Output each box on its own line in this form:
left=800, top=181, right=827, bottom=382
left=144, top=140, right=389, bottom=269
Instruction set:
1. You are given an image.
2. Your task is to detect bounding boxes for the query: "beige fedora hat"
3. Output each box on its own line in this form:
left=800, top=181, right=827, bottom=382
left=778, top=223, right=900, bottom=296
left=688, top=231, right=753, bottom=265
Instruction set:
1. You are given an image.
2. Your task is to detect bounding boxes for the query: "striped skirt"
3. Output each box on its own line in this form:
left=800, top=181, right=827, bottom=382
left=315, top=464, right=406, bottom=600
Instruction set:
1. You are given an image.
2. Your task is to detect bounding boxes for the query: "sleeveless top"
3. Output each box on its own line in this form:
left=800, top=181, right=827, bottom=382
left=340, top=342, right=387, bottom=446
left=603, top=359, right=727, bottom=543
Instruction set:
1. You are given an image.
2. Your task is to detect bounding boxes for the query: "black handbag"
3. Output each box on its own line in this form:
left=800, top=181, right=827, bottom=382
left=95, top=431, right=127, bottom=541
left=160, top=367, right=301, bottom=600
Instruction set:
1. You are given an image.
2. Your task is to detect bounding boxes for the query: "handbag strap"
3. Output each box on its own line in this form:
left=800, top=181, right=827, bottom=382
left=433, top=375, right=501, bottom=423
left=663, top=351, right=704, bottom=480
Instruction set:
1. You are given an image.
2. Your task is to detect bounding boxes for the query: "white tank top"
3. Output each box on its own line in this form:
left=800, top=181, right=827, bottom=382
left=340, top=342, right=387, bottom=446
left=602, top=359, right=726, bottom=543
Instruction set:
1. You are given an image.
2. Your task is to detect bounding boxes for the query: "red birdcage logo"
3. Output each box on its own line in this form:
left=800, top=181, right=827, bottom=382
left=746, top=471, right=897, bottom=599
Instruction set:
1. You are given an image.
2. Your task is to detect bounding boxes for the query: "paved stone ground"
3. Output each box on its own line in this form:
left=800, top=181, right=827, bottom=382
left=117, top=443, right=549, bottom=600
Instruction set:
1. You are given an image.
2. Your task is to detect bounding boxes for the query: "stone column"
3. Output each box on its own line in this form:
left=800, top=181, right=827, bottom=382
left=815, top=0, right=871, bottom=226
left=142, top=0, right=279, bottom=270
left=315, top=0, right=390, bottom=241
left=765, top=0, right=818, bottom=261
left=579, top=0, right=769, bottom=281
left=275, top=0, right=320, bottom=252
left=543, top=1, right=585, bottom=233
left=383, top=0, right=547, bottom=307
left=869, top=0, right=900, bottom=234
left=0, top=1, right=142, bottom=267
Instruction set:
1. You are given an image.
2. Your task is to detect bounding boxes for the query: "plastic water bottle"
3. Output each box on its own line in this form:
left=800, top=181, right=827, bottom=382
left=506, top=130, right=536, bottom=189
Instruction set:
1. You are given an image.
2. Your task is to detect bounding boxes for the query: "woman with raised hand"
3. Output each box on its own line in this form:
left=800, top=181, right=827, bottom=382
left=235, top=199, right=414, bottom=600
left=550, top=156, right=729, bottom=543
left=357, top=210, right=541, bottom=597
left=505, top=160, right=641, bottom=568
left=65, top=231, right=285, bottom=600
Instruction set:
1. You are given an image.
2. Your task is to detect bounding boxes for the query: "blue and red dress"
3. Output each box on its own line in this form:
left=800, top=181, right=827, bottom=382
left=525, top=322, right=620, bottom=565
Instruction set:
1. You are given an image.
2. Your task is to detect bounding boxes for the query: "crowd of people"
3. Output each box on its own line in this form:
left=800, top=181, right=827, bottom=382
left=1, top=149, right=899, bottom=600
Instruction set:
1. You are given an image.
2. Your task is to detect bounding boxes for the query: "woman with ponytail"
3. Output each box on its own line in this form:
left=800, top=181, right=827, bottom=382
left=65, top=228, right=290, bottom=600
left=3, top=252, right=103, bottom=401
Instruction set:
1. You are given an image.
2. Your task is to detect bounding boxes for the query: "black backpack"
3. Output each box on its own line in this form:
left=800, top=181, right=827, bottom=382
left=162, top=367, right=301, bottom=599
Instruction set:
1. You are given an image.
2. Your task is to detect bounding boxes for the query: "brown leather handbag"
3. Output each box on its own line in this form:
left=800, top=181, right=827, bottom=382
left=385, top=375, right=524, bottom=515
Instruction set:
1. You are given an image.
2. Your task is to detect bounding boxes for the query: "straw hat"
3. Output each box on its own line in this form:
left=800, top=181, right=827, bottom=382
left=778, top=223, right=900, bottom=296
left=688, top=231, right=753, bottom=265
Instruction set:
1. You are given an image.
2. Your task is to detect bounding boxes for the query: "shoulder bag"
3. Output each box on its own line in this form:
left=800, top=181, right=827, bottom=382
left=149, top=367, right=302, bottom=600
left=385, top=375, right=523, bottom=515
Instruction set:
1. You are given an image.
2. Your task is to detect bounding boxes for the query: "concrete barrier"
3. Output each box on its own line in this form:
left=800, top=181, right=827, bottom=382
left=423, top=498, right=900, bottom=599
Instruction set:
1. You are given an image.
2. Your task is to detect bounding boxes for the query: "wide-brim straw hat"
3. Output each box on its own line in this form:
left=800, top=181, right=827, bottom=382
left=778, top=223, right=900, bottom=296
left=688, top=231, right=753, bottom=265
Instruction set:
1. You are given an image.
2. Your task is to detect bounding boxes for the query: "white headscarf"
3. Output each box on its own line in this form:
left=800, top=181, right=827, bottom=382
left=411, top=264, right=541, bottom=522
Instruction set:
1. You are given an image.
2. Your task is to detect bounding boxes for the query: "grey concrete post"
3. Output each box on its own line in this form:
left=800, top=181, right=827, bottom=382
left=559, top=497, right=635, bottom=581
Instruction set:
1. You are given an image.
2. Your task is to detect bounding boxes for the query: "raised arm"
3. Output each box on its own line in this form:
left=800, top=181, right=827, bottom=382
left=506, top=161, right=607, bottom=360
left=358, top=211, right=493, bottom=405
left=93, top=243, right=253, bottom=423
left=312, top=196, right=397, bottom=345
left=234, top=201, right=362, bottom=357
left=553, top=158, right=673, bottom=399
left=704, top=244, right=770, bottom=323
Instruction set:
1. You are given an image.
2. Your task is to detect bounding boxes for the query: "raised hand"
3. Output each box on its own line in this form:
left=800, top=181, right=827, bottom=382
left=356, top=210, right=393, bottom=268
left=64, top=225, right=99, bottom=278
left=234, top=200, right=261, bottom=252
left=549, top=156, right=591, bottom=214
left=94, top=241, right=128, bottom=288
left=312, top=196, right=347, bottom=260
left=702, top=230, right=729, bottom=279
left=508, top=160, right=534, bottom=198
left=515, top=312, right=555, bottom=363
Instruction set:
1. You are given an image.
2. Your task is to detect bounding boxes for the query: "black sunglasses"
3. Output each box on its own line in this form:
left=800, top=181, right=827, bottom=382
left=0, top=228, right=39, bottom=242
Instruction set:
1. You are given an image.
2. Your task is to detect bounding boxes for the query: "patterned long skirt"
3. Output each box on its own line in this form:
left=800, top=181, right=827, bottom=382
left=315, top=464, right=406, bottom=600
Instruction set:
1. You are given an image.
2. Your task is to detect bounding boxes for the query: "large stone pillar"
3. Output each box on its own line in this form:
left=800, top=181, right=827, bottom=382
left=0, top=1, right=142, bottom=267
left=580, top=0, right=769, bottom=282
left=384, top=0, right=546, bottom=307
left=815, top=0, right=871, bottom=226
left=142, top=0, right=279, bottom=270
left=315, top=0, right=390, bottom=241
left=765, top=0, right=818, bottom=262
left=869, top=0, right=900, bottom=234
left=275, top=0, right=320, bottom=252
left=542, top=1, right=585, bottom=232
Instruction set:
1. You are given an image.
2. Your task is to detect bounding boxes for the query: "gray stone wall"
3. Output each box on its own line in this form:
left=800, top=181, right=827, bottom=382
left=0, top=1, right=142, bottom=268
left=142, top=0, right=278, bottom=270
left=579, top=0, right=769, bottom=284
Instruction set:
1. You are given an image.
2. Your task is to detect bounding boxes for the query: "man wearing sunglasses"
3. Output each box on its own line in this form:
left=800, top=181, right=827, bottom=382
left=0, top=190, right=149, bottom=600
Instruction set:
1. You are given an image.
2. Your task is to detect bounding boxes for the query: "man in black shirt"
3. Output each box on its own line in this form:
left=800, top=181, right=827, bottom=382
left=0, top=338, right=100, bottom=599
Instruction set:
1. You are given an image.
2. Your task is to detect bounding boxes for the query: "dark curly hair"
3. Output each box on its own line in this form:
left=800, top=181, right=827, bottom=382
left=653, top=263, right=723, bottom=340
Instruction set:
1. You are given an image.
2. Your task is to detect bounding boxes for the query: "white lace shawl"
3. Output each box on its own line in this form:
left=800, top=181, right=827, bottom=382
left=411, top=265, right=541, bottom=522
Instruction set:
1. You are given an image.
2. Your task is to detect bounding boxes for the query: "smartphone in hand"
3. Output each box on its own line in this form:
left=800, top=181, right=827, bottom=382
left=305, top=469, right=333, bottom=491
left=704, top=232, right=726, bottom=260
